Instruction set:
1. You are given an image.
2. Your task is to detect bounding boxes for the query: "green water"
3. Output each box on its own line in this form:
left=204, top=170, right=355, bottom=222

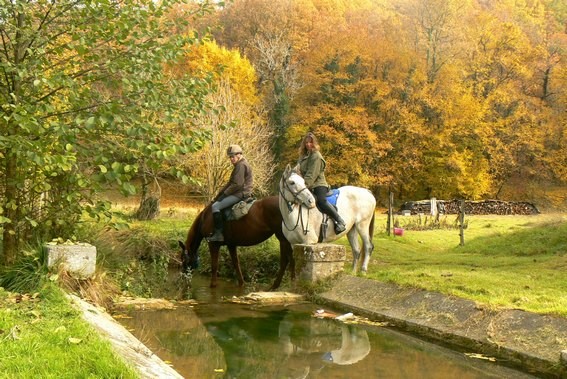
left=116, top=276, right=539, bottom=379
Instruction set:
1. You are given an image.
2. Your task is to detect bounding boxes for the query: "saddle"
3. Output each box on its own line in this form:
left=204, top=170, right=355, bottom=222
left=325, top=189, right=340, bottom=207
left=223, top=197, right=256, bottom=221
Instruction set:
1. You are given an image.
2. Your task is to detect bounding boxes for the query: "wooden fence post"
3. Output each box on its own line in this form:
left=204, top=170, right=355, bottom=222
left=459, top=199, right=465, bottom=246
left=387, top=191, right=394, bottom=236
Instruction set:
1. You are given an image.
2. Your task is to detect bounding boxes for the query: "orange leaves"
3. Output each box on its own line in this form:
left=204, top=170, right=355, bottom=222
left=204, top=0, right=566, bottom=202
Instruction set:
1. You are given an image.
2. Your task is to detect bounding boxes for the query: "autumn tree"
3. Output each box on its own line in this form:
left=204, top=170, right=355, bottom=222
left=213, top=0, right=302, bottom=161
left=202, top=0, right=566, bottom=206
left=178, top=40, right=275, bottom=200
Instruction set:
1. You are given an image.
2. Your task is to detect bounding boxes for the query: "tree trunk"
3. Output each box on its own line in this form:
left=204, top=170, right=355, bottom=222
left=136, top=196, right=161, bottom=220
left=2, top=152, right=19, bottom=265
left=135, top=174, right=161, bottom=220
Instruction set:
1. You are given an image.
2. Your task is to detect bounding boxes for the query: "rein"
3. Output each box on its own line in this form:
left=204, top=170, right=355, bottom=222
left=279, top=176, right=311, bottom=235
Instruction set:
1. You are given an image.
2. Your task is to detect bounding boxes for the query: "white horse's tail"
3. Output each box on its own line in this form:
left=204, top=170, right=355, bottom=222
left=369, top=211, right=375, bottom=241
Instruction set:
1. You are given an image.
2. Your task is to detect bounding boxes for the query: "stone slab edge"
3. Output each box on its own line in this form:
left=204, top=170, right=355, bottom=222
left=67, top=294, right=183, bottom=379
left=316, top=275, right=567, bottom=379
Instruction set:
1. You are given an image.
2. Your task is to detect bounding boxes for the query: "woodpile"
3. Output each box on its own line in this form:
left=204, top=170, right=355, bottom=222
left=400, top=199, right=540, bottom=215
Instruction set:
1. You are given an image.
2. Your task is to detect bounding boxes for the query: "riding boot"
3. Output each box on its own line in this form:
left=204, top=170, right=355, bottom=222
left=333, top=215, right=346, bottom=234
left=208, top=212, right=224, bottom=242
left=327, top=208, right=346, bottom=234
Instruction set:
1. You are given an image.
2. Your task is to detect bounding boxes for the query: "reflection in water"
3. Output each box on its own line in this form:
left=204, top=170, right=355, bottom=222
left=278, top=316, right=371, bottom=378
left=117, top=276, right=538, bottom=379
left=321, top=325, right=370, bottom=365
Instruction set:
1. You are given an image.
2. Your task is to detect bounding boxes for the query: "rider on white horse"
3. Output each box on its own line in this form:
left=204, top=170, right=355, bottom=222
left=297, top=132, right=346, bottom=234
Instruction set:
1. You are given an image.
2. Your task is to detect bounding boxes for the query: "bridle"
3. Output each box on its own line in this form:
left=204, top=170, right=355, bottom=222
left=279, top=173, right=311, bottom=210
left=279, top=173, right=311, bottom=234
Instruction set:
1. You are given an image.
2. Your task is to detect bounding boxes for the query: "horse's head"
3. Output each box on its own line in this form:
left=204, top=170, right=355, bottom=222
left=178, top=208, right=209, bottom=273
left=280, top=164, right=316, bottom=209
left=179, top=240, right=199, bottom=273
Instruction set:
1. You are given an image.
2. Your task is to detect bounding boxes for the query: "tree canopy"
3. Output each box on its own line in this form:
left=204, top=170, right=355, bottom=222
left=1, top=0, right=566, bottom=263
left=0, top=0, right=215, bottom=263
left=209, top=0, right=566, bottom=205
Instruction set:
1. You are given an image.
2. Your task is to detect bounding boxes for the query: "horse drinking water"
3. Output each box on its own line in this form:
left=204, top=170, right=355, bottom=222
left=179, top=196, right=294, bottom=290
left=278, top=165, right=376, bottom=273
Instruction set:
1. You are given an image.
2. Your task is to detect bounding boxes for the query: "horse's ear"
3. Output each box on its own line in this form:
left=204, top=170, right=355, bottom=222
left=284, top=164, right=291, bottom=176
left=292, top=164, right=300, bottom=174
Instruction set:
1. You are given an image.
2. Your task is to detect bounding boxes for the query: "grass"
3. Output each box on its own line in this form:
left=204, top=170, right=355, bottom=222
left=0, top=283, right=138, bottom=378
left=0, top=202, right=565, bottom=377
left=353, top=213, right=567, bottom=317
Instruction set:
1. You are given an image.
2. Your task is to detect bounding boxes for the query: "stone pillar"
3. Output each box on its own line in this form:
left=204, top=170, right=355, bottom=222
left=293, top=244, right=345, bottom=282
left=46, top=243, right=97, bottom=279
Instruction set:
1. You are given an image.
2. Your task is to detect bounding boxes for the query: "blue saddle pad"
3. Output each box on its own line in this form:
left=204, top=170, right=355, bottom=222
left=326, top=189, right=340, bottom=207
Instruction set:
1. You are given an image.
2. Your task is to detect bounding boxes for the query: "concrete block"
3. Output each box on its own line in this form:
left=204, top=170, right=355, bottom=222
left=46, top=243, right=96, bottom=279
left=294, top=244, right=345, bottom=282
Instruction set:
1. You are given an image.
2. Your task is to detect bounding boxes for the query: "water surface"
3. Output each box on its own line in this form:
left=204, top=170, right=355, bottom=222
left=117, top=276, right=538, bottom=379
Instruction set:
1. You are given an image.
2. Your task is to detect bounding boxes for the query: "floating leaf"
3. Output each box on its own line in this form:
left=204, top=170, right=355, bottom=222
left=464, top=353, right=496, bottom=362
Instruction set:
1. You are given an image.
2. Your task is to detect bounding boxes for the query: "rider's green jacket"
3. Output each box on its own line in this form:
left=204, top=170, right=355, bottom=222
left=298, top=150, right=328, bottom=190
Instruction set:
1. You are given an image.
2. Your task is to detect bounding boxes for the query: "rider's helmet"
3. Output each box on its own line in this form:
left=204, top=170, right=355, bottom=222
left=227, top=144, right=243, bottom=157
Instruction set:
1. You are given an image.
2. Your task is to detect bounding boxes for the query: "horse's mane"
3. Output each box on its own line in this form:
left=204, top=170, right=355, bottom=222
left=186, top=204, right=210, bottom=253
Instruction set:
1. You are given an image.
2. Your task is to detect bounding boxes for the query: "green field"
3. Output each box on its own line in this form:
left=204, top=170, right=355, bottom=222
left=352, top=213, right=567, bottom=316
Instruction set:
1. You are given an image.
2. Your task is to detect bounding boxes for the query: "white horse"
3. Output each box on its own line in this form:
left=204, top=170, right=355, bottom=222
left=278, top=164, right=376, bottom=274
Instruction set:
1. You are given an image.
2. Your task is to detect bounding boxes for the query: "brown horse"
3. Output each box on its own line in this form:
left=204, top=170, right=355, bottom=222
left=178, top=196, right=294, bottom=290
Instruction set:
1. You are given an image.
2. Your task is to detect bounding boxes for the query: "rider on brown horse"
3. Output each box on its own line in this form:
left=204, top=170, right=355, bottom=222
left=209, top=144, right=253, bottom=242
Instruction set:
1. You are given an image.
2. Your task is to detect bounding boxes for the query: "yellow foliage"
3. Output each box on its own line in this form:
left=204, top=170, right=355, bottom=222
left=180, top=40, right=259, bottom=106
left=209, top=0, right=567, bottom=204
